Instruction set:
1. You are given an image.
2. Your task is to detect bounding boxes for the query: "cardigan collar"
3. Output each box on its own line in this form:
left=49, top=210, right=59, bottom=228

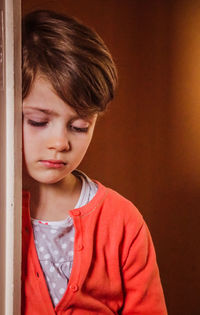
left=22, top=181, right=108, bottom=219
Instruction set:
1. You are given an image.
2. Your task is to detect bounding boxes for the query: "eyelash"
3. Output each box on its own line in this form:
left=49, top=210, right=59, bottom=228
left=70, top=126, right=89, bottom=133
left=27, top=119, right=89, bottom=133
left=28, top=120, right=48, bottom=127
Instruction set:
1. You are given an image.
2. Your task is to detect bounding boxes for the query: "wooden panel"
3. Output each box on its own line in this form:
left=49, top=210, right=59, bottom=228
left=0, top=3, right=6, bottom=314
left=0, top=0, right=22, bottom=314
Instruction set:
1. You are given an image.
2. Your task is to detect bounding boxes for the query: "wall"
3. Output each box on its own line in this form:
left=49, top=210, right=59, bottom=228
left=22, top=1, right=200, bottom=314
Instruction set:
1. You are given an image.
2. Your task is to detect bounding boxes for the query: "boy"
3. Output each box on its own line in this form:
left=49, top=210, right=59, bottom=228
left=22, top=10, right=167, bottom=314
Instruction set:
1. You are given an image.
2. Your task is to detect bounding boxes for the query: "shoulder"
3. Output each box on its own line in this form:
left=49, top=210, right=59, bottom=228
left=96, top=181, right=144, bottom=230
left=94, top=182, right=150, bottom=265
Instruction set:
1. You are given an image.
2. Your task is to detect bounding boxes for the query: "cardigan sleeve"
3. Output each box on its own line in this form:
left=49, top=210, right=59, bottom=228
left=121, top=222, right=168, bottom=315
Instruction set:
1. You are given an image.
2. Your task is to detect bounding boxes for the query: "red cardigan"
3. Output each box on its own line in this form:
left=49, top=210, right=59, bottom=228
left=22, top=181, right=167, bottom=314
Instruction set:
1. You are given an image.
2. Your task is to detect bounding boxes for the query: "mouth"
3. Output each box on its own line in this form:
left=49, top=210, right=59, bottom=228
left=39, top=160, right=67, bottom=169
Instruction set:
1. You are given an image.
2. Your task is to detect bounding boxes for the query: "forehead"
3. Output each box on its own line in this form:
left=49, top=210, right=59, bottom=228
left=23, top=76, right=78, bottom=117
left=23, top=76, right=98, bottom=124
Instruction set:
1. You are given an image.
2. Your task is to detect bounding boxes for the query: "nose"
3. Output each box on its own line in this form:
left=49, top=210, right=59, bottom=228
left=47, top=129, right=71, bottom=152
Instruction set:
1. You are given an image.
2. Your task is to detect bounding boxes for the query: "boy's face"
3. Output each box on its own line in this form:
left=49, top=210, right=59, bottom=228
left=23, top=76, right=97, bottom=185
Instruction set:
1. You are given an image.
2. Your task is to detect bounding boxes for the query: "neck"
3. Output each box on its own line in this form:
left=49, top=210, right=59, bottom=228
left=23, top=173, right=82, bottom=221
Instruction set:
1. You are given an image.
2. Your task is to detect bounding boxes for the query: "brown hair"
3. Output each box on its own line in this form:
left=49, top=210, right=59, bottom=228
left=22, top=10, right=118, bottom=116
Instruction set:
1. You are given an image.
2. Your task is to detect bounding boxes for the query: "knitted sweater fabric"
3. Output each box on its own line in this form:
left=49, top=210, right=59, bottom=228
left=22, top=181, right=167, bottom=315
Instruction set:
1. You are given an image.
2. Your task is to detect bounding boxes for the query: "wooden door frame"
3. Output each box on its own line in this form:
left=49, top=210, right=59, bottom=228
left=0, top=0, right=22, bottom=314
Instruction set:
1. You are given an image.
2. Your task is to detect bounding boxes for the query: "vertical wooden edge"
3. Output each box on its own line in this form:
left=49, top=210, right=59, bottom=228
left=0, top=2, right=6, bottom=315
left=13, top=0, right=22, bottom=313
left=5, top=0, right=22, bottom=314
left=5, top=0, right=14, bottom=312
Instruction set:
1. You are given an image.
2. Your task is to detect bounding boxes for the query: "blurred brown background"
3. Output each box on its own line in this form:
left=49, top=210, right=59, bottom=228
left=22, top=1, right=200, bottom=314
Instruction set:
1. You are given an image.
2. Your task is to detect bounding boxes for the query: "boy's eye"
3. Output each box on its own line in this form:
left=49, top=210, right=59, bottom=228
left=27, top=119, right=48, bottom=127
left=70, top=125, right=89, bottom=133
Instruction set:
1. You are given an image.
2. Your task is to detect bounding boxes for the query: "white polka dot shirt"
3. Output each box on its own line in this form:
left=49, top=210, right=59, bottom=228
left=31, top=171, right=98, bottom=307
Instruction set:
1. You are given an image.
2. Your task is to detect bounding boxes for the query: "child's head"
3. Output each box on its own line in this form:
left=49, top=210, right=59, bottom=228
left=22, top=10, right=117, bottom=185
left=22, top=10, right=118, bottom=117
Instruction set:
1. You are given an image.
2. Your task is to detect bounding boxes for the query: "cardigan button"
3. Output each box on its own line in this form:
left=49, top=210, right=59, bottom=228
left=72, top=210, right=81, bottom=216
left=70, top=283, right=79, bottom=292
left=76, top=244, right=83, bottom=251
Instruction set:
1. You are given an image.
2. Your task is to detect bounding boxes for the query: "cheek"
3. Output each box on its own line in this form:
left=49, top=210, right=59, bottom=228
left=23, top=127, right=42, bottom=157
left=22, top=127, right=29, bottom=155
left=23, top=125, right=33, bottom=149
left=23, top=124, right=45, bottom=142
left=74, top=136, right=93, bottom=156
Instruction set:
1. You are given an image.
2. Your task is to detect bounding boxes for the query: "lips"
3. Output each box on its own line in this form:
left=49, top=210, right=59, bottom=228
left=39, top=160, right=66, bottom=168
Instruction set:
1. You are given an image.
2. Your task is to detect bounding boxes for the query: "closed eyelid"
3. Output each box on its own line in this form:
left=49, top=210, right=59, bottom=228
left=25, top=117, right=48, bottom=122
left=70, top=116, right=94, bottom=125
left=23, top=108, right=96, bottom=128
left=71, top=120, right=90, bottom=128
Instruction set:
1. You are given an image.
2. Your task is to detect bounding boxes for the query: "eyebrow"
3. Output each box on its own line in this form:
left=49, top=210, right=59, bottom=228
left=23, top=107, right=80, bottom=119
left=23, top=107, right=59, bottom=116
left=23, top=106, right=95, bottom=121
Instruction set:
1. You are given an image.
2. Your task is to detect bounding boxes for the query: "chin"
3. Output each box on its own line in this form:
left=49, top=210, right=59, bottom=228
left=27, top=173, right=64, bottom=185
left=27, top=167, right=74, bottom=185
left=37, top=177, right=64, bottom=185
